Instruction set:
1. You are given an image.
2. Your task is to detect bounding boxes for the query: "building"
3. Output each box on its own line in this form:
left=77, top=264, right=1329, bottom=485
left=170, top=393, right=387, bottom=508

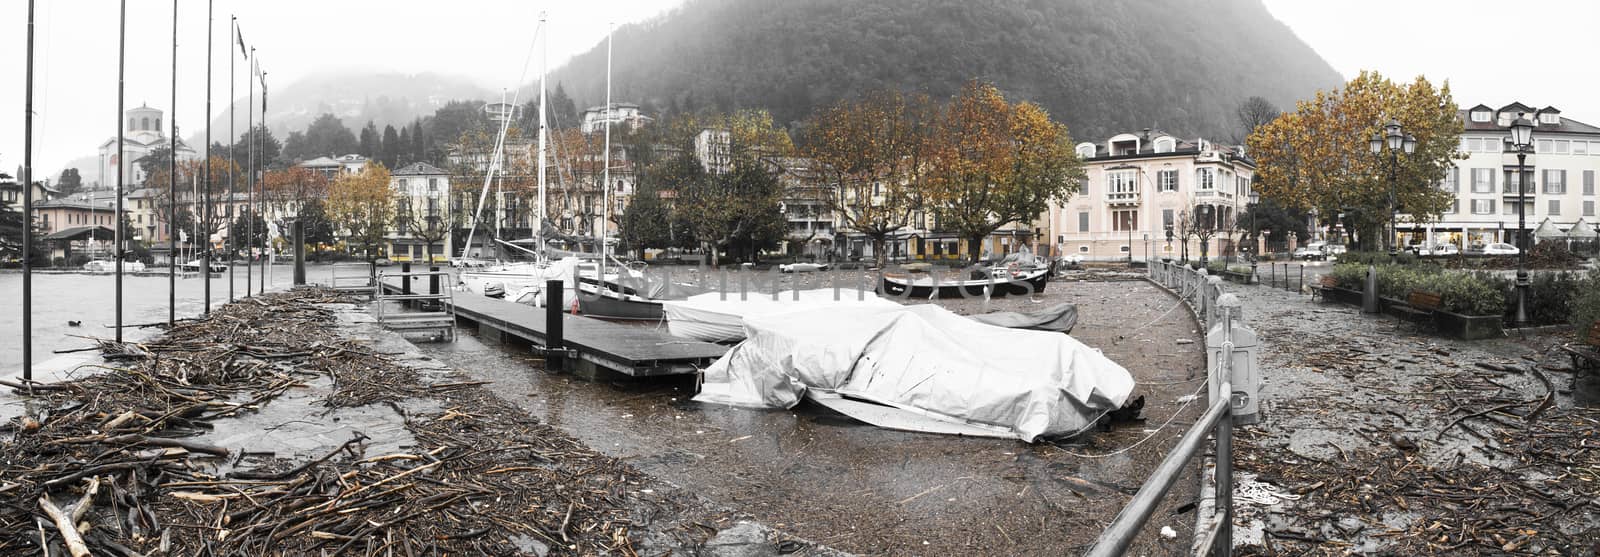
left=762, top=157, right=838, bottom=259
left=388, top=162, right=453, bottom=262
left=484, top=102, right=519, bottom=125
left=1, top=179, right=55, bottom=206
left=1045, top=130, right=1255, bottom=261
left=34, top=195, right=126, bottom=261
left=296, top=154, right=369, bottom=179
left=693, top=129, right=733, bottom=175
left=580, top=103, right=652, bottom=135
left=97, top=104, right=199, bottom=187
left=1409, top=103, right=1600, bottom=248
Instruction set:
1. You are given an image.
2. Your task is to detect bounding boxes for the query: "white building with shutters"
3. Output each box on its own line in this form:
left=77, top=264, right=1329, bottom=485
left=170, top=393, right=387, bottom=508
left=1416, top=103, right=1600, bottom=248
left=1043, top=129, right=1255, bottom=261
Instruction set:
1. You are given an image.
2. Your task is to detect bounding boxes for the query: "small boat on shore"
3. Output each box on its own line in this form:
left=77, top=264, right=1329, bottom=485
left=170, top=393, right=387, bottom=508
left=83, top=259, right=146, bottom=273
left=179, top=259, right=228, bottom=274
left=879, top=266, right=1048, bottom=298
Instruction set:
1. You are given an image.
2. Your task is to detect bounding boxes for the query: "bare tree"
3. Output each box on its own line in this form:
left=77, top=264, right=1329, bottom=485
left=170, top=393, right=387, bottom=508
left=1233, top=96, right=1280, bottom=144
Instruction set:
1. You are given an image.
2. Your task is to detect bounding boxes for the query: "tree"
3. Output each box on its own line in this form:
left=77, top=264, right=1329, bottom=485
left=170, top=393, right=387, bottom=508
left=260, top=166, right=330, bottom=253
left=803, top=89, right=934, bottom=268
left=619, top=182, right=674, bottom=253
left=57, top=168, right=84, bottom=196
left=675, top=158, right=785, bottom=265
left=380, top=125, right=401, bottom=168
left=282, top=113, right=359, bottom=161
left=229, top=209, right=268, bottom=256
left=1247, top=71, right=1463, bottom=251
left=142, top=155, right=240, bottom=254
left=358, top=120, right=380, bottom=158
left=231, top=124, right=282, bottom=172
left=327, top=162, right=394, bottom=261
left=0, top=195, right=48, bottom=265
left=297, top=199, right=336, bottom=249
left=925, top=81, right=1083, bottom=263
left=1232, top=96, right=1280, bottom=144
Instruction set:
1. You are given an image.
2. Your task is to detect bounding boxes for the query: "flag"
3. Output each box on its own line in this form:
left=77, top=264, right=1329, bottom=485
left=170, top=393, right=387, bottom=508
left=236, top=24, right=247, bottom=58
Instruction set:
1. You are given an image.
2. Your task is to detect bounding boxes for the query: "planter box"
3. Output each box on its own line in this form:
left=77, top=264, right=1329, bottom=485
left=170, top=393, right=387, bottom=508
left=1221, top=270, right=1253, bottom=284
left=1321, top=286, right=1364, bottom=306
left=1433, top=310, right=1505, bottom=340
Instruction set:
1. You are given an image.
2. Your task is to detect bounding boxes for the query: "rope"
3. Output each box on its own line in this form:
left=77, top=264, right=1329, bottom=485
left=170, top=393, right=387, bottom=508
left=1051, top=381, right=1208, bottom=459
left=1234, top=472, right=1300, bottom=506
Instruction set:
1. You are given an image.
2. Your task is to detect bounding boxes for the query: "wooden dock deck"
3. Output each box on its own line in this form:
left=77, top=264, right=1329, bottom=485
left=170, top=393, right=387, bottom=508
left=378, top=281, right=725, bottom=377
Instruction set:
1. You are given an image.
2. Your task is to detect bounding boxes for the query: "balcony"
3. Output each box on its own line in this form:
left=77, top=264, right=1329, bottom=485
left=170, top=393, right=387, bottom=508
left=1106, top=191, right=1141, bottom=206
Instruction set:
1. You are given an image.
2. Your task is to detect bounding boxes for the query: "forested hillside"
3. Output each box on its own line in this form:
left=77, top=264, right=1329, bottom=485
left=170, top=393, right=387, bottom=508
left=548, top=0, right=1342, bottom=141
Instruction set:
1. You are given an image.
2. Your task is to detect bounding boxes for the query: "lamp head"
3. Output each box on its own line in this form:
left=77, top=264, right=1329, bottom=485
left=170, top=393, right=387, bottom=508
left=1369, top=133, right=1384, bottom=154
left=1402, top=133, right=1417, bottom=155
left=1509, top=112, right=1534, bottom=148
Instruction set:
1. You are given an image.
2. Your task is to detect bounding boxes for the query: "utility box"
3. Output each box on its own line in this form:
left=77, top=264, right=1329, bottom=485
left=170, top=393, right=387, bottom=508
left=1207, top=294, right=1262, bottom=425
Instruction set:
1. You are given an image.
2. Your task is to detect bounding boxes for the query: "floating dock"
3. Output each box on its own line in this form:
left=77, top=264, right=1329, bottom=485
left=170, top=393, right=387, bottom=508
left=378, top=280, right=726, bottom=377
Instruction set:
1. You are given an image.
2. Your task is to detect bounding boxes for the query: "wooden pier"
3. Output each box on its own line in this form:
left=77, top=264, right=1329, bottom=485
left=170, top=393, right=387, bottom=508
left=378, top=280, right=725, bottom=377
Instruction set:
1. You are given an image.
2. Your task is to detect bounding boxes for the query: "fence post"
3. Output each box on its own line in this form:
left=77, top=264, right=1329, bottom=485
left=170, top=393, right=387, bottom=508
left=1299, top=264, right=1304, bottom=294
left=401, top=261, right=412, bottom=295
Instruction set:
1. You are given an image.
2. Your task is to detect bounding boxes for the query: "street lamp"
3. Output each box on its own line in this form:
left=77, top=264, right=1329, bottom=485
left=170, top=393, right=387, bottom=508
left=1509, top=112, right=1535, bottom=328
left=1248, top=190, right=1260, bottom=280
left=1369, top=119, right=1416, bottom=262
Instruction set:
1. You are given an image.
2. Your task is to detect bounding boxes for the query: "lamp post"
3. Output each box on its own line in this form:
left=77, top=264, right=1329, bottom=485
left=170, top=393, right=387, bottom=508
left=1368, top=119, right=1417, bottom=262
left=1248, top=191, right=1260, bottom=280
left=1509, top=112, right=1535, bottom=328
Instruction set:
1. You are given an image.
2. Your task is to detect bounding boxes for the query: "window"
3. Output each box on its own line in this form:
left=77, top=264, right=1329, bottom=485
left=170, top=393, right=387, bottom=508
left=1504, top=200, right=1530, bottom=217
left=1157, top=170, right=1178, bottom=192
left=1154, top=138, right=1175, bottom=153
left=1075, top=143, right=1096, bottom=158
left=1585, top=200, right=1595, bottom=216
left=1537, top=139, right=1553, bottom=153
left=1471, top=110, right=1490, bottom=122
left=1443, top=167, right=1459, bottom=192
left=1543, top=169, right=1566, bottom=194
left=1471, top=168, right=1494, bottom=193
left=1540, top=112, right=1560, bottom=125
left=1577, top=141, right=1590, bottom=156
left=1585, top=170, right=1595, bottom=196
left=155, top=118, right=161, bottom=130
left=1196, top=168, right=1214, bottom=190
left=128, top=118, right=135, bottom=130
left=1078, top=245, right=1089, bottom=253
left=1548, top=200, right=1561, bottom=216
left=1107, top=170, right=1137, bottom=201
left=1505, top=169, right=1532, bottom=194
left=1163, top=209, right=1174, bottom=229
left=1553, top=140, right=1570, bottom=155
left=1471, top=199, right=1495, bottom=214
left=427, top=198, right=438, bottom=217
left=1111, top=209, right=1138, bottom=232
left=1445, top=200, right=1458, bottom=214
left=141, top=117, right=150, bottom=130
left=428, top=178, right=439, bottom=192
left=1465, top=137, right=1482, bottom=152
left=1077, top=211, right=1089, bottom=232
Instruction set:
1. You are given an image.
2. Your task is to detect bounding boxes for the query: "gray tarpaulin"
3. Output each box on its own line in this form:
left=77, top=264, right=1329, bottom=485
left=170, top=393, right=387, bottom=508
left=968, top=303, right=1078, bottom=333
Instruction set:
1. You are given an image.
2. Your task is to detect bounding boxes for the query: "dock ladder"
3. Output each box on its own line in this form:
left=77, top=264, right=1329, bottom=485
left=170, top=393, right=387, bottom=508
left=374, top=269, right=456, bottom=341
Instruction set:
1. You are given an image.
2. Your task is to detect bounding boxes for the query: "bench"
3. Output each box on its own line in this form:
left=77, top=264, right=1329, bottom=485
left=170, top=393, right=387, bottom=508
left=1561, top=321, right=1600, bottom=381
left=1391, top=291, right=1442, bottom=332
left=1311, top=275, right=1338, bottom=302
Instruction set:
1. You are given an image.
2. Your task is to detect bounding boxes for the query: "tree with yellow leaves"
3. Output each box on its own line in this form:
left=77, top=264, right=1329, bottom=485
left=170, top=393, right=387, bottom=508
left=327, top=162, right=395, bottom=261
left=1246, top=71, right=1463, bottom=251
left=925, top=81, right=1083, bottom=263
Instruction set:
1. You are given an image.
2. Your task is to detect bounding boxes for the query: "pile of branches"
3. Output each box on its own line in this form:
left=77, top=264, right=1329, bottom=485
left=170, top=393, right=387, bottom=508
left=1237, top=340, right=1598, bottom=555
left=0, top=288, right=707, bottom=555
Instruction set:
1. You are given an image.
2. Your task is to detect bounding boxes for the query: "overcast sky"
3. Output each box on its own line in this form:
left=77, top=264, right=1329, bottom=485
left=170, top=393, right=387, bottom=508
left=3, top=0, right=1598, bottom=182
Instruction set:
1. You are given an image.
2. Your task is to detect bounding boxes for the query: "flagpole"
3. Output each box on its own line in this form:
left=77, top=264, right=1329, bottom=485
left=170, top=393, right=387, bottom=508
left=169, top=0, right=179, bottom=325
left=601, top=23, right=613, bottom=275
left=22, top=0, right=36, bottom=380
left=246, top=49, right=255, bottom=293
left=115, top=0, right=127, bottom=343
left=259, top=68, right=268, bottom=294
left=234, top=16, right=244, bottom=297
left=203, top=0, right=214, bottom=315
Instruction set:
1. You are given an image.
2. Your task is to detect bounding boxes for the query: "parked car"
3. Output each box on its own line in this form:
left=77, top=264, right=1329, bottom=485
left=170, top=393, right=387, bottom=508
left=1293, top=246, right=1326, bottom=260
left=1322, top=244, right=1348, bottom=257
left=779, top=262, right=830, bottom=273
left=1481, top=243, right=1520, bottom=255
left=1412, top=243, right=1460, bottom=256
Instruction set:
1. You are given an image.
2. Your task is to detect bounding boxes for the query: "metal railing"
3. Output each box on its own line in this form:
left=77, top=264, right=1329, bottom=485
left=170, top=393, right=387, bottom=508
left=374, top=269, right=456, bottom=341
left=1264, top=262, right=1304, bottom=293
left=1088, top=260, right=1246, bottom=556
left=327, top=263, right=377, bottom=297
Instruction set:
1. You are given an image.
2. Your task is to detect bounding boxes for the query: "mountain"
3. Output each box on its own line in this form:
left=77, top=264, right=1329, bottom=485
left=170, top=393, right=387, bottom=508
left=545, top=0, right=1343, bottom=142
left=201, top=70, right=493, bottom=149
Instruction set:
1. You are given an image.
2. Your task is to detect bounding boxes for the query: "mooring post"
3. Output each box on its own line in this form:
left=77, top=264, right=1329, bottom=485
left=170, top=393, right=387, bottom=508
left=401, top=261, right=412, bottom=295
left=545, top=278, right=565, bottom=371
left=429, top=265, right=440, bottom=297
left=292, top=219, right=305, bottom=286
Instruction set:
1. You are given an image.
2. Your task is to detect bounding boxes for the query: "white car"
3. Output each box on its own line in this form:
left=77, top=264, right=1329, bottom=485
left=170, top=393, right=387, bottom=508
left=779, top=262, right=829, bottom=273
left=1413, top=244, right=1459, bottom=256
left=1482, top=243, right=1519, bottom=255
left=1293, top=247, right=1326, bottom=260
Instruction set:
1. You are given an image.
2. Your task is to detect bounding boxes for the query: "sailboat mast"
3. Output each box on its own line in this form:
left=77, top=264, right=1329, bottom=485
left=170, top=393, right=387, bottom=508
left=601, top=24, right=612, bottom=268
left=536, top=11, right=548, bottom=254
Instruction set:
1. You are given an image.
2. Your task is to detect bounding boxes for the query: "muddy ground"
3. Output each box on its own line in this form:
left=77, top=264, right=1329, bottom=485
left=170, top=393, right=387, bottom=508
left=1231, top=283, right=1599, bottom=555
left=416, top=267, right=1211, bottom=555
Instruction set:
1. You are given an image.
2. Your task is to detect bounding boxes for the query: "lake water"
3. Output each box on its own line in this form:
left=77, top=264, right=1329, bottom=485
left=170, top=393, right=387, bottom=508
left=0, top=264, right=315, bottom=374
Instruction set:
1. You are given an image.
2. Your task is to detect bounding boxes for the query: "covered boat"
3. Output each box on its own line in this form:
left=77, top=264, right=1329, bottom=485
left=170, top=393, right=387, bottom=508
left=662, top=289, right=901, bottom=343
left=879, top=266, right=1048, bottom=298
left=693, top=304, right=1134, bottom=441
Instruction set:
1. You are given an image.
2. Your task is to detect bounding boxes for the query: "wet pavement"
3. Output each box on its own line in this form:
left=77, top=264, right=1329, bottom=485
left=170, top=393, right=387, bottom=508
left=415, top=271, right=1210, bottom=555
left=1229, top=281, right=1599, bottom=554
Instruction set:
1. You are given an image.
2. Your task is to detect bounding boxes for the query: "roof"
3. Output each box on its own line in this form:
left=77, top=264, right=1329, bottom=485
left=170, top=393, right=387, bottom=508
left=36, top=198, right=120, bottom=212
left=44, top=225, right=116, bottom=241
left=1078, top=130, right=1253, bottom=166
left=392, top=162, right=448, bottom=176
left=1457, top=108, right=1600, bottom=136
left=584, top=102, right=642, bottom=112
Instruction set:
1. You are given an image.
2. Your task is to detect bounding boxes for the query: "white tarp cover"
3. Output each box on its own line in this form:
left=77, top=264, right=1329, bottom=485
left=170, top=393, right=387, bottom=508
left=662, top=289, right=900, bottom=343
left=693, top=304, right=1135, bottom=442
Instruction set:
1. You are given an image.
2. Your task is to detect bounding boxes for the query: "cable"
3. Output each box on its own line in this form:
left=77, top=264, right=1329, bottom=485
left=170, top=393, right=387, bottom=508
left=1051, top=380, right=1209, bottom=459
